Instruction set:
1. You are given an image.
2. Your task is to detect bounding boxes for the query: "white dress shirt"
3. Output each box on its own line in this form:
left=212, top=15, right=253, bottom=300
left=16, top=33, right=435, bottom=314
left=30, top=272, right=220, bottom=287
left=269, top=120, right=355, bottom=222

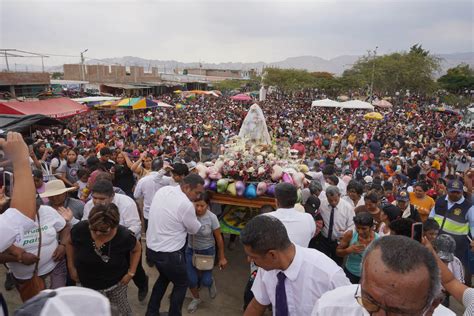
left=266, top=207, right=315, bottom=247
left=342, top=195, right=365, bottom=210
left=312, top=284, right=455, bottom=316
left=133, top=171, right=159, bottom=220
left=251, top=244, right=350, bottom=316
left=319, top=198, right=355, bottom=240
left=146, top=185, right=201, bottom=252
left=82, top=193, right=142, bottom=238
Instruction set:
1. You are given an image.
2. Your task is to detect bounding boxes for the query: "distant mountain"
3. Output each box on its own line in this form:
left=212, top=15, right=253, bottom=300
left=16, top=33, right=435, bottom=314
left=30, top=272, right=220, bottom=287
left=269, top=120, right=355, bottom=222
left=1, top=52, right=472, bottom=76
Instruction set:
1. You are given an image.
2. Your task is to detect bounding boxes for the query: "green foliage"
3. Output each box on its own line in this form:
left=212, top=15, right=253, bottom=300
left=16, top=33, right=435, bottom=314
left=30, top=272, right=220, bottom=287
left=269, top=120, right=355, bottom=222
left=342, top=45, right=440, bottom=95
left=438, top=64, right=474, bottom=94
left=439, top=93, right=472, bottom=108
left=212, top=79, right=247, bottom=92
left=51, top=72, right=64, bottom=80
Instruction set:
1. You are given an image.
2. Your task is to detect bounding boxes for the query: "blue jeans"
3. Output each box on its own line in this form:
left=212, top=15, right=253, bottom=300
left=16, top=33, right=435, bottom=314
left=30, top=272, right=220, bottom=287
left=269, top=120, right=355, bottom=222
left=185, top=246, right=215, bottom=289
left=145, top=247, right=188, bottom=316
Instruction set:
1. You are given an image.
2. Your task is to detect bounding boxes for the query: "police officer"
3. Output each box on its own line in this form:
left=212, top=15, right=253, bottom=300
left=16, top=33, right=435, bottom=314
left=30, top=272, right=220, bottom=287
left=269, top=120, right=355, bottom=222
left=430, top=179, right=474, bottom=285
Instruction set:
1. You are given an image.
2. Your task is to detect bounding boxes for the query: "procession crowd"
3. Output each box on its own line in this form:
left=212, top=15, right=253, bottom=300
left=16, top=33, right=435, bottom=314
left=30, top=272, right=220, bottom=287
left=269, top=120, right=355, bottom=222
left=0, top=91, right=474, bottom=316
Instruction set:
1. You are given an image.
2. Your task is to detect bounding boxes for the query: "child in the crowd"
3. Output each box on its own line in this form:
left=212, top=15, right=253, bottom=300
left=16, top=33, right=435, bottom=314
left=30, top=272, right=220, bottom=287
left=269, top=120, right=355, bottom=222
left=75, top=169, right=89, bottom=199
left=423, top=218, right=440, bottom=242
left=433, top=234, right=465, bottom=307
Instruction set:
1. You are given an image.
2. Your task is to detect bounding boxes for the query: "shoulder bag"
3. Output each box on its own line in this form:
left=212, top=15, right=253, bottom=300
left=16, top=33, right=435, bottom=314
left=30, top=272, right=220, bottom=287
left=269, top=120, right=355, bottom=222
left=191, top=234, right=215, bottom=271
left=17, top=212, right=45, bottom=302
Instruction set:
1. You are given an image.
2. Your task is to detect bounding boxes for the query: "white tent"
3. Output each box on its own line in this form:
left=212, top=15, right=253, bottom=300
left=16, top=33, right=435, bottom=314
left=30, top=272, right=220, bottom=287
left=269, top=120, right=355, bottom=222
left=341, top=100, right=374, bottom=111
left=311, top=98, right=341, bottom=108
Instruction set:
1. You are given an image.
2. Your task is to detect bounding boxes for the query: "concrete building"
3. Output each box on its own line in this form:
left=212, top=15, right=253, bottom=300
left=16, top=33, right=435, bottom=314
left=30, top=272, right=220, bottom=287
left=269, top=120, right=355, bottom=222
left=0, top=72, right=50, bottom=98
left=184, top=68, right=256, bottom=80
left=63, top=64, right=211, bottom=96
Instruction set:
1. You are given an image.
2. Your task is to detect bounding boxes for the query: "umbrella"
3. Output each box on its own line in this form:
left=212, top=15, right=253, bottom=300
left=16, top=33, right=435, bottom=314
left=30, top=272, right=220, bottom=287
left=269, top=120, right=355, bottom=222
left=373, top=99, right=393, bottom=108
left=337, top=95, right=350, bottom=101
left=173, top=90, right=182, bottom=93
left=230, top=94, right=252, bottom=101
left=364, top=112, right=384, bottom=120
left=433, top=108, right=461, bottom=116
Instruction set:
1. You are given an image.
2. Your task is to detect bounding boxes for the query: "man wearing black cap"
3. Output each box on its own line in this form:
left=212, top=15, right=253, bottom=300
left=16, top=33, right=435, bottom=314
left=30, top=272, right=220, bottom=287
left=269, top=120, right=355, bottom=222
left=430, top=179, right=474, bottom=285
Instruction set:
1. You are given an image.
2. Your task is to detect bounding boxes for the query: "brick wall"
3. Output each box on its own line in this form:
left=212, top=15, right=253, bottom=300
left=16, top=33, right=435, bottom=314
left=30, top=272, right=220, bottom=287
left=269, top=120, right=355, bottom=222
left=63, top=64, right=162, bottom=84
left=0, top=72, right=50, bottom=85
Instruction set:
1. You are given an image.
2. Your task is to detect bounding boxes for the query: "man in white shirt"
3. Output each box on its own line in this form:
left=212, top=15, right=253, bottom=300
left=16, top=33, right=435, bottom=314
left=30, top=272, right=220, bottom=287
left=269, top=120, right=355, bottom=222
left=314, top=185, right=355, bottom=265
left=266, top=183, right=315, bottom=247
left=312, top=235, right=454, bottom=316
left=145, top=174, right=204, bottom=316
left=133, top=158, right=171, bottom=231
left=242, top=215, right=350, bottom=316
left=81, top=180, right=148, bottom=301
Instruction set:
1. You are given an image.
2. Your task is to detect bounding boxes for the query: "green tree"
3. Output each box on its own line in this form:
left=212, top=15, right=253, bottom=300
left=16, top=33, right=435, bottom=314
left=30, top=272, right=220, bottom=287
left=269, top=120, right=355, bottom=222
left=438, top=64, right=474, bottom=94
left=342, top=45, right=440, bottom=96
left=212, top=79, right=247, bottom=92
left=51, top=72, right=63, bottom=79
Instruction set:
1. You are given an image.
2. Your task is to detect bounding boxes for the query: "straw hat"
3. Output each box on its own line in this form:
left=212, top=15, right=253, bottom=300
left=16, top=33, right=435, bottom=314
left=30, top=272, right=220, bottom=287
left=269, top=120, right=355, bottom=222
left=39, top=180, right=76, bottom=198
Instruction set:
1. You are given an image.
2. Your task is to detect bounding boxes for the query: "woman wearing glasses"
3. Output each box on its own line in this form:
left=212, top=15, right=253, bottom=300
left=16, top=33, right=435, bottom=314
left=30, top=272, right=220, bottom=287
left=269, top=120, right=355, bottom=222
left=66, top=203, right=141, bottom=316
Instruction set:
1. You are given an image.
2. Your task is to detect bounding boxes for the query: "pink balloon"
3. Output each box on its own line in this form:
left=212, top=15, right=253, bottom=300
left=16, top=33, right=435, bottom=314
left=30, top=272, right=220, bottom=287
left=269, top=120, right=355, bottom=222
left=282, top=172, right=294, bottom=184
left=257, top=182, right=268, bottom=196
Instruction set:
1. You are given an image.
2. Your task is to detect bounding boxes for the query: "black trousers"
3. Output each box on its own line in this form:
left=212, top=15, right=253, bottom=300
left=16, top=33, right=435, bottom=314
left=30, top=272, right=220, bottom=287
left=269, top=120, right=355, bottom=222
left=126, top=239, right=147, bottom=290
left=312, top=234, right=343, bottom=266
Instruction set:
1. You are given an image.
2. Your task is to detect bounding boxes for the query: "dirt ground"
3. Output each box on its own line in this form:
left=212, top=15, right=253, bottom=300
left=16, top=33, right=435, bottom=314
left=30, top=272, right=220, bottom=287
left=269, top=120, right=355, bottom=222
left=0, top=236, right=465, bottom=315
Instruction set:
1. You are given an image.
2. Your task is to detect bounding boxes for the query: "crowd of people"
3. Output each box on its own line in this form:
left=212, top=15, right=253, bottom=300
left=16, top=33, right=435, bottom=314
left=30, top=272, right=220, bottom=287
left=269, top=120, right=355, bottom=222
left=0, top=90, right=474, bottom=316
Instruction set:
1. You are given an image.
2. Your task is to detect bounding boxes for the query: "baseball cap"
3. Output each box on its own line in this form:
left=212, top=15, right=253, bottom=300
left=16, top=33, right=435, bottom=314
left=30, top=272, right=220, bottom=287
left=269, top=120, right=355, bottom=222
left=447, top=179, right=463, bottom=193
left=433, top=234, right=456, bottom=262
left=396, top=190, right=410, bottom=202
left=15, top=287, right=112, bottom=316
left=304, top=196, right=321, bottom=215
left=364, top=176, right=373, bottom=184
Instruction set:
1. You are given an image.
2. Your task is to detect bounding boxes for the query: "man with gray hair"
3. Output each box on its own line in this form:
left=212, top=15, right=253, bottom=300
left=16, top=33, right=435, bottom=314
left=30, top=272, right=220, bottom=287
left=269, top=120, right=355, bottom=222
left=313, top=185, right=354, bottom=265
left=313, top=235, right=454, bottom=315
left=242, top=215, right=350, bottom=316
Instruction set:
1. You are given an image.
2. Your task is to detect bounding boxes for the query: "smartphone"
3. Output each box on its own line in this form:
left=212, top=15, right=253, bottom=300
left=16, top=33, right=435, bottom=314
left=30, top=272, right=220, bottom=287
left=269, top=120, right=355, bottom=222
left=411, top=222, right=423, bottom=243
left=3, top=171, right=13, bottom=198
left=46, top=143, right=51, bottom=149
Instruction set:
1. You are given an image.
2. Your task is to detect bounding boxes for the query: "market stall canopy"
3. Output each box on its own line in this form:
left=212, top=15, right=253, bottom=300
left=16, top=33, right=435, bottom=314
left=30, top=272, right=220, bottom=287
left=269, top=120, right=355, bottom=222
left=311, top=98, right=341, bottom=108
left=0, top=114, right=64, bottom=134
left=73, top=96, right=120, bottom=103
left=373, top=99, right=393, bottom=108
left=0, top=98, right=89, bottom=118
left=152, top=101, right=173, bottom=108
left=340, top=100, right=375, bottom=111
left=364, top=112, right=384, bottom=120
left=230, top=94, right=252, bottom=101
left=117, top=98, right=157, bottom=110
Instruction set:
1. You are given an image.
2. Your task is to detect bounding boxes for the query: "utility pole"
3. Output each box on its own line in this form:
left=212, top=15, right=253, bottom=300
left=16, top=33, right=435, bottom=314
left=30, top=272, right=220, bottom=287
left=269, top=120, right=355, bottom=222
left=369, top=46, right=378, bottom=102
left=80, top=49, right=88, bottom=93
left=41, top=55, right=45, bottom=72
left=4, top=51, right=9, bottom=71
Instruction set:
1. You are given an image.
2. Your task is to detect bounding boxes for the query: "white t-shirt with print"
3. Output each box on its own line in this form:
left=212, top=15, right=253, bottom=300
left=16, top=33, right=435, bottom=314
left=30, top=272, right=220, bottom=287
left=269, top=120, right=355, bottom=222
left=7, top=205, right=66, bottom=280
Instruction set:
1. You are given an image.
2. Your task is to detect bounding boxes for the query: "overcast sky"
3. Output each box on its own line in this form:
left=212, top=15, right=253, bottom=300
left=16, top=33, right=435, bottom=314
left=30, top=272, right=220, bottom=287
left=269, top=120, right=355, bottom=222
left=0, top=0, right=472, bottom=67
